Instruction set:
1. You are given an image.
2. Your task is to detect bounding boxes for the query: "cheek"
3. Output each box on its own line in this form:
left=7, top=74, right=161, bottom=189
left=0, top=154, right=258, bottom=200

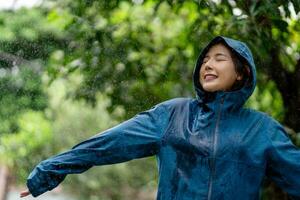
left=199, top=66, right=204, bottom=75
left=199, top=67, right=204, bottom=81
left=220, top=68, right=238, bottom=87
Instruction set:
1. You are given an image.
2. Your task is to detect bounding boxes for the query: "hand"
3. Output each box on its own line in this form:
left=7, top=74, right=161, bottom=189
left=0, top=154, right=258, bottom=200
left=20, top=189, right=31, bottom=198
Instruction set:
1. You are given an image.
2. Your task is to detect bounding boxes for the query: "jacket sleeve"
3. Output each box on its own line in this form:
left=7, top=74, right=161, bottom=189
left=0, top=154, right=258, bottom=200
left=27, top=102, right=170, bottom=197
left=265, top=119, right=300, bottom=198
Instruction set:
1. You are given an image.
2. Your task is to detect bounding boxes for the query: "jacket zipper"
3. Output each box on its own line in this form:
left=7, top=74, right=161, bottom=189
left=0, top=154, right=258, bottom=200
left=207, top=97, right=224, bottom=200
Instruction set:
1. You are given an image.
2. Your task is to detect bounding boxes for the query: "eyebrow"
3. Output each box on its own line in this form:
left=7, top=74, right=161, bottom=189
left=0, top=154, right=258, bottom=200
left=204, top=53, right=228, bottom=58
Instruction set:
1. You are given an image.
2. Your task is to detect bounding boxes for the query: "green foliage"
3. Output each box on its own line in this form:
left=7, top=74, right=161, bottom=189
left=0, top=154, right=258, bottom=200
left=0, top=7, right=68, bottom=70
left=0, top=8, right=64, bottom=42
left=0, top=67, right=47, bottom=134
left=47, top=75, right=122, bottom=150
left=0, top=8, right=64, bottom=136
left=0, top=111, right=53, bottom=182
left=247, top=80, right=284, bottom=122
left=46, top=1, right=203, bottom=118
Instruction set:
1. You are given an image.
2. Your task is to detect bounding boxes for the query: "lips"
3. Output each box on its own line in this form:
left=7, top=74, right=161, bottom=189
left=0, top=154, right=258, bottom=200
left=204, top=74, right=218, bottom=81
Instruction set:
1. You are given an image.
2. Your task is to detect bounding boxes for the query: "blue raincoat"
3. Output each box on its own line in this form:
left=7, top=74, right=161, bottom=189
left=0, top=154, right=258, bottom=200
left=27, top=36, right=300, bottom=199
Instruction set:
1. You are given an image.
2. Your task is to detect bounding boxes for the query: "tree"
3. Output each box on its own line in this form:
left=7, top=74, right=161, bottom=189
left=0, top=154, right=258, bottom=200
left=0, top=8, right=68, bottom=135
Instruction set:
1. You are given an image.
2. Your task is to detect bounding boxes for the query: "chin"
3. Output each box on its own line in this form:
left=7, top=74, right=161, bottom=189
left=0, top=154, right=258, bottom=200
left=202, top=84, right=219, bottom=92
left=203, top=87, right=218, bottom=92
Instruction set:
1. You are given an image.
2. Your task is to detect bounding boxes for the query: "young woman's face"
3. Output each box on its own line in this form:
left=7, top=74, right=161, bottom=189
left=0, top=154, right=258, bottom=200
left=199, top=43, right=242, bottom=92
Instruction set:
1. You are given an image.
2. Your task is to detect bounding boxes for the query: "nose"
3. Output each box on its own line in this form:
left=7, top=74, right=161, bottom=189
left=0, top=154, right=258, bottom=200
left=202, top=59, right=213, bottom=71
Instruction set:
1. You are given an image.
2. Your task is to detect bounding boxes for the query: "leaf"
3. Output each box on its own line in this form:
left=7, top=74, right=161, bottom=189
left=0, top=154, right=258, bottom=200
left=272, top=18, right=289, bottom=32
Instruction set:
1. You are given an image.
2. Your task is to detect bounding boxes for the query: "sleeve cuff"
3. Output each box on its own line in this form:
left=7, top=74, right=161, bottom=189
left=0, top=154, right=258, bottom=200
left=27, top=177, right=48, bottom=197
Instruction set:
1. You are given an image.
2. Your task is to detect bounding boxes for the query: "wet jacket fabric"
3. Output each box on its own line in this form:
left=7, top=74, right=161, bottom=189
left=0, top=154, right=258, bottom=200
left=27, top=36, right=300, bottom=199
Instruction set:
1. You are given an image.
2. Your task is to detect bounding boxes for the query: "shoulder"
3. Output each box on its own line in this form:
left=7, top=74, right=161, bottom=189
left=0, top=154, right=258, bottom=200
left=241, top=108, right=270, bottom=121
left=249, top=109, right=281, bottom=127
left=238, top=108, right=282, bottom=131
left=242, top=108, right=286, bottom=133
left=140, top=98, right=193, bottom=122
left=155, top=97, right=194, bottom=111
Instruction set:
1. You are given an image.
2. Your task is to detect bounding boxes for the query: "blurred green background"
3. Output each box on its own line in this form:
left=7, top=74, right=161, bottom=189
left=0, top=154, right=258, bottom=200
left=0, top=0, right=299, bottom=200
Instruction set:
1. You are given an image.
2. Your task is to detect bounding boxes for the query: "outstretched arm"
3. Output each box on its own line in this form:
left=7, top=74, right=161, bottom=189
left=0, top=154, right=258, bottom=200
left=23, top=102, right=170, bottom=197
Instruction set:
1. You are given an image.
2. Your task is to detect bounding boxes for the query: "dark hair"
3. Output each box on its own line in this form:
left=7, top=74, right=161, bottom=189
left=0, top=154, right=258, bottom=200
left=229, top=49, right=251, bottom=91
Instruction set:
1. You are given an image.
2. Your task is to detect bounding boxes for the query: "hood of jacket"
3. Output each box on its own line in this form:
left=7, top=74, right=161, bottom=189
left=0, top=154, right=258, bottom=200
left=193, top=36, right=257, bottom=111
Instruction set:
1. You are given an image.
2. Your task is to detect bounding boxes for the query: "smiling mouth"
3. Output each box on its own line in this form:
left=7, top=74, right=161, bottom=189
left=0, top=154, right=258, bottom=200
left=204, top=74, right=218, bottom=81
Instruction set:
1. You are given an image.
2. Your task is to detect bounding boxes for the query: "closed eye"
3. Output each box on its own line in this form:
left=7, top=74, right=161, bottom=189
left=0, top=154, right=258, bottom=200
left=216, top=58, right=227, bottom=61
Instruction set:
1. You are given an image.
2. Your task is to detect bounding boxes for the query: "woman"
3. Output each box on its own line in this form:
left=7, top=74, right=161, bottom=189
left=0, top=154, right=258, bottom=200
left=21, top=36, right=300, bottom=199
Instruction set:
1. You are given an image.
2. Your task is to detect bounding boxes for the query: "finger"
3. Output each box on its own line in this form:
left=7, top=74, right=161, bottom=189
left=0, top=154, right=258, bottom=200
left=20, top=191, right=30, bottom=197
left=20, top=190, right=31, bottom=198
left=20, top=192, right=30, bottom=198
